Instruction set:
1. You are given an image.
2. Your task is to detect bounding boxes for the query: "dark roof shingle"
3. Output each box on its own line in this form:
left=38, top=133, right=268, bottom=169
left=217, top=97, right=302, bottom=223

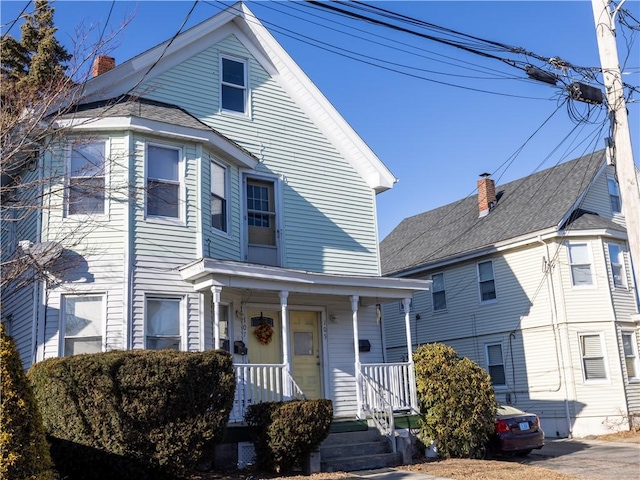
left=381, top=150, right=611, bottom=275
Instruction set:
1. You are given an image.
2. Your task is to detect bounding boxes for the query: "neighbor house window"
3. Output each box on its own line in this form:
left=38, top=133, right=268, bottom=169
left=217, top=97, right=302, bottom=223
left=622, top=332, right=639, bottom=380
left=485, top=343, right=506, bottom=386
left=146, top=297, right=181, bottom=350
left=579, top=333, right=607, bottom=381
left=221, top=55, right=247, bottom=114
left=68, top=141, right=105, bottom=215
left=568, top=243, right=593, bottom=286
left=62, top=295, right=103, bottom=356
left=146, top=145, right=181, bottom=218
left=478, top=261, right=496, bottom=302
left=608, top=243, right=625, bottom=288
left=431, top=272, right=446, bottom=311
left=211, top=161, right=228, bottom=232
left=608, top=177, right=621, bottom=213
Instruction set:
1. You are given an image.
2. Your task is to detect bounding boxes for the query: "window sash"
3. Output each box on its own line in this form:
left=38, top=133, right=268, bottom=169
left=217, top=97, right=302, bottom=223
left=221, top=57, right=247, bottom=113
left=431, top=273, right=446, bottom=311
left=608, top=178, right=621, bottom=213
left=608, top=244, right=625, bottom=287
left=68, top=142, right=105, bottom=215
left=580, top=334, right=607, bottom=380
left=147, top=298, right=181, bottom=350
left=622, top=333, right=638, bottom=379
left=568, top=244, right=593, bottom=286
left=63, top=295, right=103, bottom=357
left=211, top=162, right=227, bottom=232
left=486, top=344, right=506, bottom=386
left=478, top=261, right=496, bottom=301
left=146, top=145, right=180, bottom=218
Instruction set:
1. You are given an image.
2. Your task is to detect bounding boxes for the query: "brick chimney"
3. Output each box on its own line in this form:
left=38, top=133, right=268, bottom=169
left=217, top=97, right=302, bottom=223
left=92, top=55, right=115, bottom=77
left=477, top=173, right=496, bottom=218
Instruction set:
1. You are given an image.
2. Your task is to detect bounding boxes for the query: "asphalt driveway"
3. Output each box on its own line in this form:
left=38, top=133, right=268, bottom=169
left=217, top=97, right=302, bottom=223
left=522, top=438, right=640, bottom=479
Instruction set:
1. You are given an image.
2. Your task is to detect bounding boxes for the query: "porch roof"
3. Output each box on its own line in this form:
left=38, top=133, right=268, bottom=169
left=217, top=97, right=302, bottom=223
left=179, top=258, right=431, bottom=303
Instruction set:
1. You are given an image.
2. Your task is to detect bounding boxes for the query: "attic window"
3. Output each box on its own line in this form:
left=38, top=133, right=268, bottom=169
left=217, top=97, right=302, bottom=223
left=221, top=55, right=247, bottom=114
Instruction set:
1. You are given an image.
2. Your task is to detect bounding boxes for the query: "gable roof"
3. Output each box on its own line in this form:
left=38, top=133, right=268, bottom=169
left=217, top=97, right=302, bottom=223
left=381, top=150, right=624, bottom=276
left=55, top=95, right=259, bottom=167
left=76, top=2, right=396, bottom=192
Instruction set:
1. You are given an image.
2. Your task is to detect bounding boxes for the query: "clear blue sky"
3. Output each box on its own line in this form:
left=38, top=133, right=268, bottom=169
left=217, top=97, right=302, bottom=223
left=2, top=1, right=639, bottom=239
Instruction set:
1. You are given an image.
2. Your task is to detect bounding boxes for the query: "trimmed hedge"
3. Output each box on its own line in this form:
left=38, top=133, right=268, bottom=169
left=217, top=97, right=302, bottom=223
left=28, top=349, right=235, bottom=479
left=245, top=399, right=333, bottom=472
left=414, top=343, right=497, bottom=459
left=0, top=323, right=56, bottom=479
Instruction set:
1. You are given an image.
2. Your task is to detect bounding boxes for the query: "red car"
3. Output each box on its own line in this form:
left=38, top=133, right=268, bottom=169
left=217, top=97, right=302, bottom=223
left=488, top=405, right=545, bottom=456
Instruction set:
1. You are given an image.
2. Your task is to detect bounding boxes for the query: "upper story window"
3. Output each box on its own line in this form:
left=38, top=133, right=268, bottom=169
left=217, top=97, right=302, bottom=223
left=477, top=260, right=496, bottom=302
left=211, top=161, right=228, bottom=233
left=68, top=141, right=106, bottom=215
left=622, top=332, right=639, bottom=380
left=146, top=145, right=181, bottom=219
left=608, top=177, right=621, bottom=214
left=62, top=294, right=103, bottom=356
left=431, top=272, right=446, bottom=311
left=608, top=243, right=626, bottom=288
left=221, top=55, right=247, bottom=114
left=579, top=333, right=607, bottom=381
left=568, top=243, right=593, bottom=286
left=485, top=343, right=506, bottom=386
left=146, top=297, right=181, bottom=350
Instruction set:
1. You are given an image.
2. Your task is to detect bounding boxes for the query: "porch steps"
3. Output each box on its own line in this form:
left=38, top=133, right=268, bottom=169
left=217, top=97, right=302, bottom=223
left=320, top=428, right=403, bottom=472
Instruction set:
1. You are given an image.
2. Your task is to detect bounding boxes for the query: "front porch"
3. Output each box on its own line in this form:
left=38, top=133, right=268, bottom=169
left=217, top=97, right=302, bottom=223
left=179, top=258, right=431, bottom=443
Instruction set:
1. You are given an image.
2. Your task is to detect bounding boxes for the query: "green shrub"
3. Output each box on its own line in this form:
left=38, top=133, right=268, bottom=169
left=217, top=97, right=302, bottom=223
left=0, top=323, right=56, bottom=480
left=245, top=399, right=332, bottom=472
left=413, top=343, right=497, bottom=458
left=28, top=349, right=235, bottom=479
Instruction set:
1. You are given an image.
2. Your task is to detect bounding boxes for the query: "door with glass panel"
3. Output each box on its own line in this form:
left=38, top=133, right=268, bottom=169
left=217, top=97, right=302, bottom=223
left=290, top=311, right=322, bottom=399
left=245, top=178, right=279, bottom=266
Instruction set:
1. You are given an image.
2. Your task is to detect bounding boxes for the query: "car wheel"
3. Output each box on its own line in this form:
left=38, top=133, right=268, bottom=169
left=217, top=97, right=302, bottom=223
left=514, top=449, right=532, bottom=457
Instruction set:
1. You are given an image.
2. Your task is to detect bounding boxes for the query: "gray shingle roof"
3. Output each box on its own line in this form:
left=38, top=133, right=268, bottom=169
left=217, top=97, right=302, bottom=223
left=381, top=150, right=620, bottom=276
left=58, top=96, right=257, bottom=160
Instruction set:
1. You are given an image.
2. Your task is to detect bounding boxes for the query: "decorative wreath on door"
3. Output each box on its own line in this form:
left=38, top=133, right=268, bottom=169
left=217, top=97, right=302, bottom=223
left=254, top=321, right=274, bottom=345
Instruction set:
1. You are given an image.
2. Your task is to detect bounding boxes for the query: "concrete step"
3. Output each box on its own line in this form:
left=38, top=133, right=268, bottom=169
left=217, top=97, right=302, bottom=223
left=321, top=451, right=404, bottom=473
left=321, top=428, right=384, bottom=446
left=321, top=439, right=391, bottom=460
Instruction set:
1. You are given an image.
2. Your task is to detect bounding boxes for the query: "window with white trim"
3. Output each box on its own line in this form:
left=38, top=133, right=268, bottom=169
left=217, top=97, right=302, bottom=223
left=211, top=161, right=228, bottom=232
left=221, top=55, right=247, bottom=114
left=146, top=297, right=181, bottom=350
left=431, top=272, right=446, bottom=311
left=68, top=141, right=105, bottom=215
left=608, top=243, right=626, bottom=288
left=485, top=343, right=506, bottom=386
left=622, top=332, right=639, bottom=380
left=568, top=243, right=593, bottom=286
left=579, top=333, right=607, bottom=380
left=478, top=261, right=496, bottom=302
left=62, top=295, right=103, bottom=356
left=608, top=177, right=621, bottom=213
left=146, top=145, right=181, bottom=219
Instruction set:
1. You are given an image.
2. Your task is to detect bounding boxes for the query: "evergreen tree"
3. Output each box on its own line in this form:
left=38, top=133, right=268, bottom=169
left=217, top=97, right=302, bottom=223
left=0, top=323, right=56, bottom=479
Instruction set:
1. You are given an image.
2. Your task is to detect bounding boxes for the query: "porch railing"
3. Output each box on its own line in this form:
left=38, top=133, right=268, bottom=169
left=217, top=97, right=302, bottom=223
left=361, top=362, right=418, bottom=413
left=231, top=363, right=305, bottom=423
left=358, top=372, right=396, bottom=453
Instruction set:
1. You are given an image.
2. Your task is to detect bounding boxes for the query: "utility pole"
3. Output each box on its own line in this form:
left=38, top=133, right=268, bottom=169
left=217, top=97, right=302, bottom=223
left=592, top=0, right=640, bottom=307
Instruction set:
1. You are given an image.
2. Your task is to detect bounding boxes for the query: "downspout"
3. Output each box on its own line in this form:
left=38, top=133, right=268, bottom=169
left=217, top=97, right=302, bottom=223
left=538, top=236, right=573, bottom=438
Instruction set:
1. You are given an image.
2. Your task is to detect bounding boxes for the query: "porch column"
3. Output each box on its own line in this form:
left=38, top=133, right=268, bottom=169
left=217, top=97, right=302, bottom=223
left=351, top=295, right=364, bottom=418
left=211, top=286, right=222, bottom=349
left=279, top=290, right=290, bottom=397
left=403, top=297, right=418, bottom=411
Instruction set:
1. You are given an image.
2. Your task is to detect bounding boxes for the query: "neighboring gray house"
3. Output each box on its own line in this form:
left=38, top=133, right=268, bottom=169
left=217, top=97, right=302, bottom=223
left=381, top=150, right=640, bottom=438
left=1, top=2, right=431, bottom=449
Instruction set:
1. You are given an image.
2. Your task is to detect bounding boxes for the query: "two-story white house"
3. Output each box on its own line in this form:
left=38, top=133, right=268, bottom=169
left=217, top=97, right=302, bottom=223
left=0, top=2, right=431, bottom=459
left=380, top=149, right=640, bottom=438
